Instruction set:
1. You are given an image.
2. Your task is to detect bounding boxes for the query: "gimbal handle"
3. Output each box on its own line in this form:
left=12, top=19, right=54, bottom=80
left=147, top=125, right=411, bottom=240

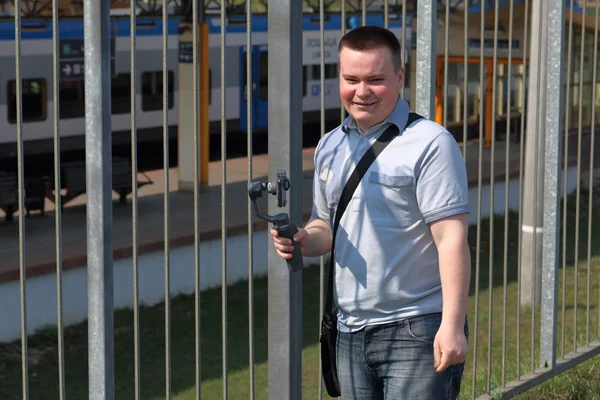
left=269, top=213, right=304, bottom=272
left=248, top=175, right=303, bottom=272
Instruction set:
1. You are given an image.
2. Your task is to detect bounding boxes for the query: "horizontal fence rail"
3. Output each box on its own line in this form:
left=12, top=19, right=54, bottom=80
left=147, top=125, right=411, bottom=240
left=0, top=1, right=598, bottom=400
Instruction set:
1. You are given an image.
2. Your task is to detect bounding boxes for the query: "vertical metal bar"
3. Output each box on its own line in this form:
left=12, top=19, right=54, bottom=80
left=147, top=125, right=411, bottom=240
left=462, top=0, right=468, bottom=160
left=84, top=0, right=114, bottom=398
left=471, top=1, right=486, bottom=396
left=502, top=0, right=516, bottom=387
left=51, top=0, right=65, bottom=398
left=522, top=0, right=548, bottom=372
left=414, top=0, right=436, bottom=119
left=319, top=0, right=325, bottom=167
left=361, top=0, right=366, bottom=27
left=193, top=1, right=203, bottom=399
left=220, top=1, right=229, bottom=398
left=540, top=0, right=565, bottom=370
left=267, top=0, right=304, bottom=398
left=487, top=1, right=501, bottom=391
left=14, top=0, right=28, bottom=398
left=442, top=0, right=449, bottom=127
left=573, top=1, right=587, bottom=354
left=318, top=0, right=325, bottom=397
left=129, top=3, right=141, bottom=399
left=532, top=0, right=548, bottom=372
left=162, top=1, right=172, bottom=397
left=587, top=0, right=599, bottom=348
left=522, top=0, right=546, bottom=314
left=383, top=0, right=388, bottom=29
left=501, top=0, right=514, bottom=387
left=340, top=0, right=346, bottom=123
left=562, top=0, right=575, bottom=359
left=400, top=0, right=406, bottom=100
left=517, top=0, right=531, bottom=379
left=245, top=0, right=255, bottom=398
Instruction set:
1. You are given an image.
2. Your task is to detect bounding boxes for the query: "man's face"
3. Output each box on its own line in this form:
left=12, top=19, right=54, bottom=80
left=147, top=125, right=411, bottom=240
left=338, top=46, right=403, bottom=132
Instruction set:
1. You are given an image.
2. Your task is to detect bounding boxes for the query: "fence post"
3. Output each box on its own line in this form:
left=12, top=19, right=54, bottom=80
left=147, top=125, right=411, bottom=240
left=414, top=0, right=436, bottom=119
left=521, top=0, right=547, bottom=309
left=84, top=0, right=115, bottom=399
left=540, top=0, right=565, bottom=369
left=267, top=0, right=304, bottom=399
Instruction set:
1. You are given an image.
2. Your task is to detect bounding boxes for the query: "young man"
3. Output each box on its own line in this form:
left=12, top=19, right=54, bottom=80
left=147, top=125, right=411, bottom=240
left=270, top=26, right=471, bottom=399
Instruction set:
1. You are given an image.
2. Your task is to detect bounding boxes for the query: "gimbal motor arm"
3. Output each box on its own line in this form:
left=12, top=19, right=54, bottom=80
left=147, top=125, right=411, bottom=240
left=248, top=170, right=303, bottom=272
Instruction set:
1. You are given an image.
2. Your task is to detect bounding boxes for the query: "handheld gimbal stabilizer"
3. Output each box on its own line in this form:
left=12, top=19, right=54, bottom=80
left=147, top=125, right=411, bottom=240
left=248, top=170, right=303, bottom=272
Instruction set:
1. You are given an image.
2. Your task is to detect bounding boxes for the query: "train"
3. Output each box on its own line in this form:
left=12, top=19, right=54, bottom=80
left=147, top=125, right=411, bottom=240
left=0, top=14, right=411, bottom=176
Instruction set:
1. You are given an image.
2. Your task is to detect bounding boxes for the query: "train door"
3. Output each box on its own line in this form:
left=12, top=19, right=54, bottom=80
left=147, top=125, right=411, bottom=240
left=240, top=45, right=269, bottom=132
left=436, top=57, right=526, bottom=148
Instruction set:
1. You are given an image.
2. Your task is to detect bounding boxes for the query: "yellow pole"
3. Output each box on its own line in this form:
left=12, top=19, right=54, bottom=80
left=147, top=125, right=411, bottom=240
left=200, top=23, right=210, bottom=184
left=435, top=57, right=443, bottom=125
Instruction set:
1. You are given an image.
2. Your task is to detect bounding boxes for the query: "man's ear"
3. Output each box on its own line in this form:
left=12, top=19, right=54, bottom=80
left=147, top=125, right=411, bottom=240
left=397, top=67, right=405, bottom=88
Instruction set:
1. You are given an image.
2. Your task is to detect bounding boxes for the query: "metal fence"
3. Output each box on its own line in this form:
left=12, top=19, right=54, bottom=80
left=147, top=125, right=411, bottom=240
left=1, top=0, right=599, bottom=399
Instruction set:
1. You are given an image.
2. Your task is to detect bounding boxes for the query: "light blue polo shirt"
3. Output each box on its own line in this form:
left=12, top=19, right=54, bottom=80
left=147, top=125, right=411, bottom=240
left=311, top=97, right=469, bottom=333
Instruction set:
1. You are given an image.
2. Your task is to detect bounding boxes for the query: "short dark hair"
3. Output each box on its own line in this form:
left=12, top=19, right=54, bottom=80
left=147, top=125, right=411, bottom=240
left=338, top=26, right=402, bottom=71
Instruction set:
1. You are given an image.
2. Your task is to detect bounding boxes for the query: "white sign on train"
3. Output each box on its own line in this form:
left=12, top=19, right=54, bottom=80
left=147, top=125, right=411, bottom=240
left=303, top=30, right=340, bottom=65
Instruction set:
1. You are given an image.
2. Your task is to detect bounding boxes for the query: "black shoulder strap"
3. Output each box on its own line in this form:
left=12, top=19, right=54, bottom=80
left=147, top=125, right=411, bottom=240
left=324, top=112, right=423, bottom=315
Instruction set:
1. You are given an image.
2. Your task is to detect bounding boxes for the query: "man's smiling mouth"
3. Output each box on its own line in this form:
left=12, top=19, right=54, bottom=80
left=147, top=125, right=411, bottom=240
left=353, top=101, right=378, bottom=107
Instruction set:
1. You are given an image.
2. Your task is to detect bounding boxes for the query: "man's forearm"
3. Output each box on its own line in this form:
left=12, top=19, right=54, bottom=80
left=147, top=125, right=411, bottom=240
left=438, top=239, right=471, bottom=328
left=430, top=214, right=472, bottom=329
left=302, top=217, right=333, bottom=257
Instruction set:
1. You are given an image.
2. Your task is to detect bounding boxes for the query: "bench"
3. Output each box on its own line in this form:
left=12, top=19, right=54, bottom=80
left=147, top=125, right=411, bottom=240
left=111, top=157, right=153, bottom=204
left=24, top=176, right=49, bottom=217
left=60, top=157, right=153, bottom=206
left=61, top=160, right=86, bottom=205
left=0, top=173, right=48, bottom=222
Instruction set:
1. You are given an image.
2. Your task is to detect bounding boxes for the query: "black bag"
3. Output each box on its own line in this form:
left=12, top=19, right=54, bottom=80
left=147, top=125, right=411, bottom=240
left=319, top=112, right=423, bottom=397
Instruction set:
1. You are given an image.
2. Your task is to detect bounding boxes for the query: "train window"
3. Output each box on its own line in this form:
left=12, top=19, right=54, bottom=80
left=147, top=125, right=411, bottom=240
left=141, top=70, right=174, bottom=111
left=259, top=51, right=268, bottom=100
left=59, top=73, right=131, bottom=118
left=59, top=79, right=85, bottom=119
left=111, top=73, right=131, bottom=114
left=7, top=78, right=46, bottom=123
left=311, top=64, right=337, bottom=80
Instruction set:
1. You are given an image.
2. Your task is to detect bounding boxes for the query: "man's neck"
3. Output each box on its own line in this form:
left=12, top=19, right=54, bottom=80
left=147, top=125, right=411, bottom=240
left=356, top=119, right=387, bottom=135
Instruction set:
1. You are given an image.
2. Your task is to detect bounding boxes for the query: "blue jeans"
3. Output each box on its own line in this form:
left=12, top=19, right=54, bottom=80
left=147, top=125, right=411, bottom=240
left=336, top=313, right=468, bottom=400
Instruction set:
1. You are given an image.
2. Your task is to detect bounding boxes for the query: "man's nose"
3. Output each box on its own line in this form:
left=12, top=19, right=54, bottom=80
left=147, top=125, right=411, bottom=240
left=355, top=82, right=370, bottom=97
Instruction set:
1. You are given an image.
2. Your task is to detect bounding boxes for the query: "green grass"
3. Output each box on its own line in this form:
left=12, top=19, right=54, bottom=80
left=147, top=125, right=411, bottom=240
left=0, top=190, right=599, bottom=400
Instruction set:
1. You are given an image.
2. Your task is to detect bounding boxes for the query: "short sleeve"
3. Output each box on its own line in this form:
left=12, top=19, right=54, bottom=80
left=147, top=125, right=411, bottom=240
left=416, top=131, right=469, bottom=224
left=311, top=150, right=331, bottom=225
